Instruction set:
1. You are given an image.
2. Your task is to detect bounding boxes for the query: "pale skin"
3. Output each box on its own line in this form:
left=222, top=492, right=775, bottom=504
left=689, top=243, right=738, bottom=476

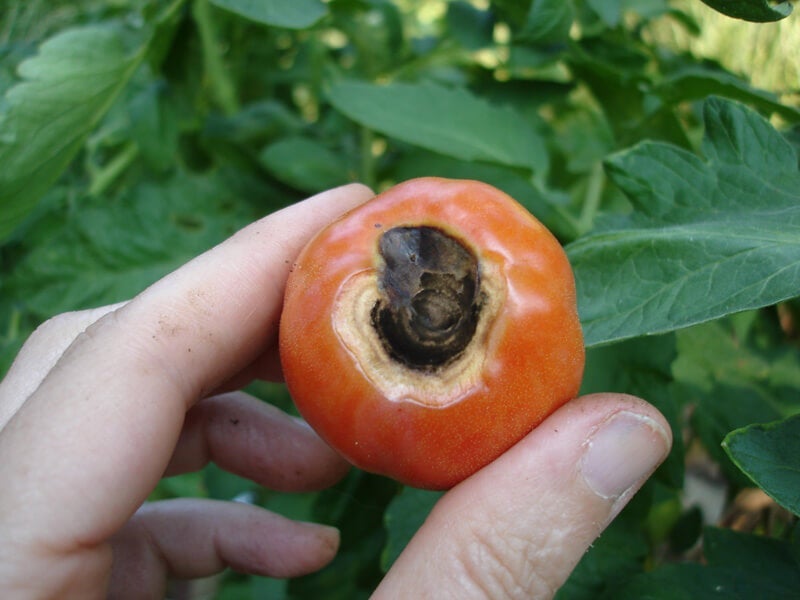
left=0, top=184, right=672, bottom=599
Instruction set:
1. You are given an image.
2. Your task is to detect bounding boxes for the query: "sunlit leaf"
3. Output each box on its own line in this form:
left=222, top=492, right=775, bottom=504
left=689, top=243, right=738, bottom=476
left=210, top=0, right=328, bottom=29
left=0, top=26, right=146, bottom=240
left=699, top=0, right=792, bottom=22
left=259, top=136, right=350, bottom=193
left=568, top=97, right=800, bottom=347
left=328, top=80, right=549, bottom=174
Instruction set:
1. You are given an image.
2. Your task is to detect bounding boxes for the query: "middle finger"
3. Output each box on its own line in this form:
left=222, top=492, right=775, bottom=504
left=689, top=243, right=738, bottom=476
left=164, top=391, right=350, bottom=492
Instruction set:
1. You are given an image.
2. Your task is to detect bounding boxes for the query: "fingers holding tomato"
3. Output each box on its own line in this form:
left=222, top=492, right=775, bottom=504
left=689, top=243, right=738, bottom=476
left=279, top=177, right=584, bottom=490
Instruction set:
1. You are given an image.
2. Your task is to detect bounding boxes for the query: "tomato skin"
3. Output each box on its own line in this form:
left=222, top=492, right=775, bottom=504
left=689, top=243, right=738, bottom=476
left=279, top=177, right=584, bottom=490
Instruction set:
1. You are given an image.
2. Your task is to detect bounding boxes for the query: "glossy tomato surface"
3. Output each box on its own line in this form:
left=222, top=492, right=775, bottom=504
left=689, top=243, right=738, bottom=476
left=279, top=177, right=584, bottom=489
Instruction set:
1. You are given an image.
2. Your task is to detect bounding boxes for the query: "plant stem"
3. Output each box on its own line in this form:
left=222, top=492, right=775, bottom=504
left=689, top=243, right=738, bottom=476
left=360, top=125, right=376, bottom=189
left=578, top=161, right=605, bottom=235
left=5, top=308, right=21, bottom=341
left=193, top=0, right=239, bottom=116
left=89, top=142, right=139, bottom=197
left=0, top=2, right=20, bottom=44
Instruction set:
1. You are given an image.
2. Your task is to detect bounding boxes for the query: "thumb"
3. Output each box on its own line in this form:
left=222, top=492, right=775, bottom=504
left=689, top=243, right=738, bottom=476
left=375, top=393, right=672, bottom=599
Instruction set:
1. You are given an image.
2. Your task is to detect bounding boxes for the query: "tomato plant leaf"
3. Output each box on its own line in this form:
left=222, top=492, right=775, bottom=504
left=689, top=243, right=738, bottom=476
left=698, top=0, right=793, bottom=22
left=381, top=487, right=442, bottom=571
left=128, top=81, right=182, bottom=172
left=556, top=511, right=650, bottom=599
left=792, top=522, right=800, bottom=564
left=446, top=1, right=494, bottom=50
left=0, top=25, right=146, bottom=241
left=611, top=526, right=800, bottom=598
left=391, top=150, right=578, bottom=240
left=203, top=463, right=258, bottom=502
left=209, top=0, right=328, bottom=29
left=586, top=0, right=623, bottom=26
left=654, top=67, right=800, bottom=123
left=693, top=383, right=786, bottom=486
left=672, top=319, right=800, bottom=414
left=704, top=526, right=800, bottom=573
left=299, top=472, right=395, bottom=597
left=673, top=318, right=800, bottom=486
left=6, top=172, right=258, bottom=318
left=723, top=414, right=800, bottom=515
left=517, top=0, right=574, bottom=44
left=259, top=136, right=351, bottom=194
left=568, top=97, right=800, bottom=347
left=327, top=80, right=549, bottom=174
left=610, top=563, right=798, bottom=599
left=0, top=302, right=26, bottom=377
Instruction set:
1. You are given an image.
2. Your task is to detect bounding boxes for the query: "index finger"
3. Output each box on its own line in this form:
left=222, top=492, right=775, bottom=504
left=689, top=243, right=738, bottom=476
left=0, top=184, right=374, bottom=551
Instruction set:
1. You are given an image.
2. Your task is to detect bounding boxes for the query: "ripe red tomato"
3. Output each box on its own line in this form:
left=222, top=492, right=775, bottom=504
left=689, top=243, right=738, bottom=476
left=279, top=177, right=584, bottom=489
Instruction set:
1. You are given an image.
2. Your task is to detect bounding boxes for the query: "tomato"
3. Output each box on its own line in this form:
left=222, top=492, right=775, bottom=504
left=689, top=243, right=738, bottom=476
left=279, top=177, right=584, bottom=490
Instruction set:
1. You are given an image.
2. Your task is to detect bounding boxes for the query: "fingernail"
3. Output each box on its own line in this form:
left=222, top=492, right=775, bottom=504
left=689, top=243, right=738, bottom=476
left=581, top=411, right=670, bottom=500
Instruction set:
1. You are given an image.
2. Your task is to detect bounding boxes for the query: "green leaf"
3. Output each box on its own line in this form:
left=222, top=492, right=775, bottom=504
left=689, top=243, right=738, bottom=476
left=204, top=100, right=306, bottom=144
left=203, top=463, right=257, bottom=501
left=490, top=0, right=533, bottom=28
left=334, top=0, right=404, bottom=77
left=6, top=172, right=257, bottom=317
left=698, top=0, right=792, bottom=23
left=704, top=526, right=800, bottom=574
left=667, top=506, right=703, bottom=554
left=586, top=0, right=623, bottom=26
left=610, top=563, right=797, bottom=599
left=209, top=0, right=328, bottom=29
left=673, top=318, right=800, bottom=404
left=128, top=81, right=181, bottom=172
left=556, top=512, right=649, bottom=599
left=695, top=384, right=786, bottom=486
left=655, top=67, right=800, bottom=123
left=723, top=414, right=800, bottom=515
left=248, top=577, right=289, bottom=600
left=261, top=488, right=318, bottom=523
left=553, top=107, right=615, bottom=174
left=153, top=472, right=206, bottom=500
left=446, top=1, right=495, bottom=50
left=391, top=150, right=578, bottom=240
left=566, top=34, right=689, bottom=148
left=792, top=521, right=800, bottom=565
left=567, top=97, right=800, bottom=347
left=295, top=472, right=395, bottom=598
left=381, top=487, right=442, bottom=571
left=259, top=136, right=351, bottom=194
left=0, top=25, right=146, bottom=240
left=327, top=80, right=549, bottom=174
left=622, top=0, right=673, bottom=20
left=612, top=527, right=800, bottom=598
left=673, top=319, right=800, bottom=404
left=673, top=318, right=800, bottom=485
left=0, top=303, right=28, bottom=378
left=518, top=0, right=574, bottom=44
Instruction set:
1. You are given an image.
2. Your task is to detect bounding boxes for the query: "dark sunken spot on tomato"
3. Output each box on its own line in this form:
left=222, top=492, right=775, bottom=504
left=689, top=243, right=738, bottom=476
left=372, top=226, right=481, bottom=371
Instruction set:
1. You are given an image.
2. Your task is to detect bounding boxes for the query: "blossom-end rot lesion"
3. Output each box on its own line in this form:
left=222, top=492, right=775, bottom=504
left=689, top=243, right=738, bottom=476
left=332, top=225, right=505, bottom=409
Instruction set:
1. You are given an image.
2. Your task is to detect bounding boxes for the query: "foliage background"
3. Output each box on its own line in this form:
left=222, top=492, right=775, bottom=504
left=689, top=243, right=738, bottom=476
left=1, top=0, right=799, bottom=597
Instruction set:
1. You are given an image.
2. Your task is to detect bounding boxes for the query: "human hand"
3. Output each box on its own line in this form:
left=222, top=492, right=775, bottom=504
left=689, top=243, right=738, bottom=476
left=0, top=183, right=671, bottom=599
left=374, top=392, right=671, bottom=598
left=0, top=184, right=373, bottom=597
